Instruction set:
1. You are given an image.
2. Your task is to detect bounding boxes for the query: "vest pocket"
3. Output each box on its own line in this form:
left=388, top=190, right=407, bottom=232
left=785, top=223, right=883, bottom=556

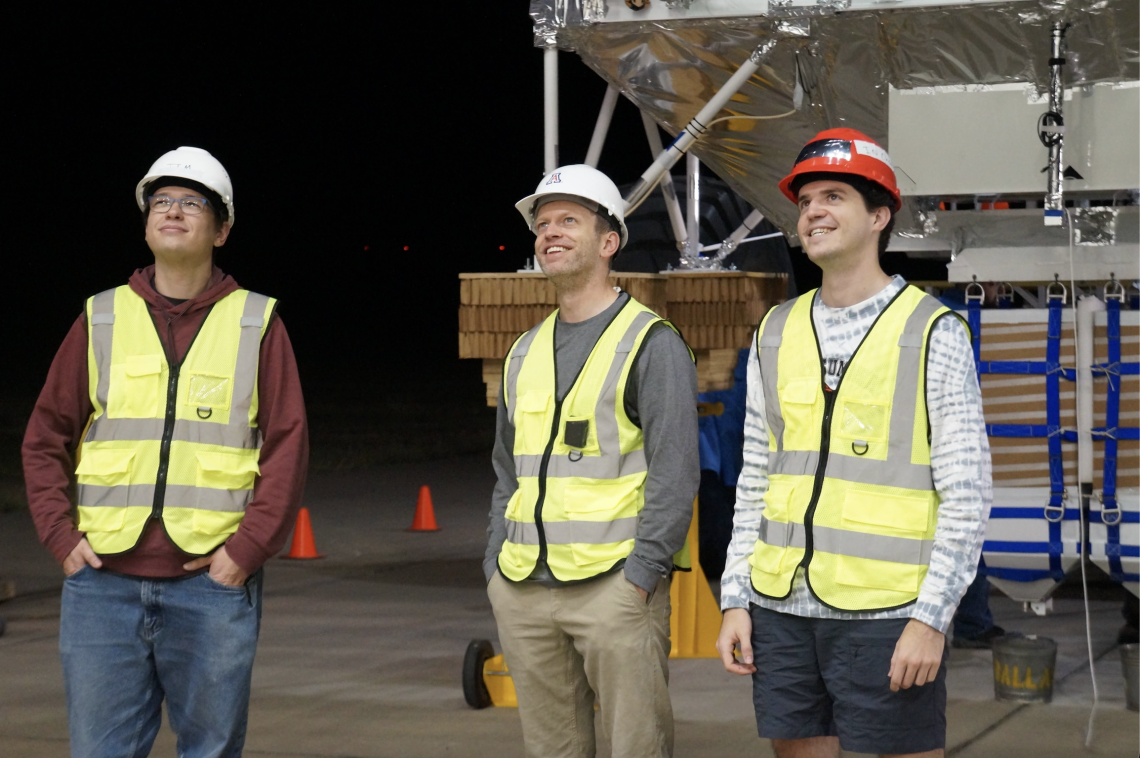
left=751, top=480, right=796, bottom=575
left=75, top=449, right=135, bottom=487
left=515, top=391, right=552, bottom=451
left=107, top=355, right=163, bottom=418
left=750, top=543, right=787, bottom=575
left=76, top=505, right=127, bottom=533
left=563, top=483, right=640, bottom=568
left=191, top=509, right=244, bottom=537
left=835, top=555, right=923, bottom=592
left=835, top=401, right=889, bottom=443
left=779, top=379, right=818, bottom=446
left=195, top=452, right=260, bottom=491
left=841, top=489, right=931, bottom=536
left=185, top=372, right=233, bottom=411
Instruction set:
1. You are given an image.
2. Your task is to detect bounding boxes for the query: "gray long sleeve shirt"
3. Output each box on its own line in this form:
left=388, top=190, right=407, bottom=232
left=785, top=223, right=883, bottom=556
left=483, top=292, right=700, bottom=593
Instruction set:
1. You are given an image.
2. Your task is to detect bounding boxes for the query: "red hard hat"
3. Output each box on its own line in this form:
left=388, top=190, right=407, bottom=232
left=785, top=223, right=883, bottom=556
left=778, top=128, right=901, bottom=211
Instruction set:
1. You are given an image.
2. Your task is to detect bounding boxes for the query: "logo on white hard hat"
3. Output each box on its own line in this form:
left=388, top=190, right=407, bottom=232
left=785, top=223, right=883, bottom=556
left=545, top=173, right=562, bottom=185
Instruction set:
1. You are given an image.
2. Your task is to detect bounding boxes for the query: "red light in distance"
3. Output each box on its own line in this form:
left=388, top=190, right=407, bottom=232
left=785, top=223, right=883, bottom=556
left=403, top=245, right=410, bottom=251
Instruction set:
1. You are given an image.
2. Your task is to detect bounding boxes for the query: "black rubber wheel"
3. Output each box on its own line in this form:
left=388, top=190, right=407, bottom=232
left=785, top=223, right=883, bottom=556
left=462, top=639, right=495, bottom=709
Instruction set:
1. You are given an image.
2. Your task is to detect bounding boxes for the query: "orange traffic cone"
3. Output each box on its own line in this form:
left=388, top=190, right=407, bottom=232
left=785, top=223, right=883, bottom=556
left=282, top=507, right=325, bottom=559
left=409, top=485, right=441, bottom=532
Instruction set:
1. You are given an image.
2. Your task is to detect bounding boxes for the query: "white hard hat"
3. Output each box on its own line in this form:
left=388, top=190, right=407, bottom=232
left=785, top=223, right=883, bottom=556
left=515, top=164, right=628, bottom=249
left=136, top=146, right=235, bottom=228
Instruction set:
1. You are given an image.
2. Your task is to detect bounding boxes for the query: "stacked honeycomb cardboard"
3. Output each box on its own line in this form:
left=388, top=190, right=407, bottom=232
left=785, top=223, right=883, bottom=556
left=665, top=272, right=788, bottom=392
left=459, top=271, right=787, bottom=405
left=459, top=273, right=667, bottom=406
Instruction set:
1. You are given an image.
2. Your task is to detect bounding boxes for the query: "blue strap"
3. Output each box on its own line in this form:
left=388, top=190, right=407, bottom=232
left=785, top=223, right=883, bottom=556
left=1093, top=362, right=1139, bottom=376
left=987, top=425, right=1079, bottom=443
left=968, top=296, right=982, bottom=383
left=1103, top=298, right=1124, bottom=579
left=1045, top=298, right=1065, bottom=578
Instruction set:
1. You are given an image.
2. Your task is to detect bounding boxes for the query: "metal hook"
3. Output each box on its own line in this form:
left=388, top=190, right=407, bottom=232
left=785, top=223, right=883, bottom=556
left=965, top=275, right=985, bottom=303
left=1046, top=274, right=1067, bottom=303
left=1104, top=272, right=1125, bottom=302
left=1044, top=489, right=1067, bottom=523
left=1096, top=491, right=1124, bottom=526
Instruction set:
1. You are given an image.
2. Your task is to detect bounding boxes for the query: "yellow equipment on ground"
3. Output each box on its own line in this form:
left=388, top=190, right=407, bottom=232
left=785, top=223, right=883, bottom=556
left=463, top=498, right=724, bottom=708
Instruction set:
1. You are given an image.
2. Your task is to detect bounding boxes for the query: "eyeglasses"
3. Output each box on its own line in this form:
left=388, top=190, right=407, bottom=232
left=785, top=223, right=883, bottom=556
left=148, top=195, right=211, bottom=215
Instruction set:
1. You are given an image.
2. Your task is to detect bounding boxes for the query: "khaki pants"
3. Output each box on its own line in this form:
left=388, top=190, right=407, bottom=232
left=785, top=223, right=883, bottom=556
left=487, top=569, right=673, bottom=758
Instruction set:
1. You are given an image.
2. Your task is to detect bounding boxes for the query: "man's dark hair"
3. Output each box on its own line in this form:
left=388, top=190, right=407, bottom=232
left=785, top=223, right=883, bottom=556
left=141, top=176, right=229, bottom=231
left=791, top=171, right=896, bottom=257
left=593, top=209, right=622, bottom=268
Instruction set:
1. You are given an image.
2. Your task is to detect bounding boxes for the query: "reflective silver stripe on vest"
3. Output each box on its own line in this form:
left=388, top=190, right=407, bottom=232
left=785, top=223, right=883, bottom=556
left=86, top=291, right=270, bottom=448
left=768, top=450, right=935, bottom=490
left=504, top=326, right=541, bottom=421
left=758, top=300, right=795, bottom=451
left=515, top=448, right=647, bottom=479
left=77, top=483, right=252, bottom=513
left=231, top=293, right=271, bottom=428
left=887, top=295, right=945, bottom=466
left=506, top=516, right=639, bottom=545
left=90, top=289, right=117, bottom=413
left=594, top=309, right=658, bottom=460
left=758, top=516, right=933, bottom=565
left=83, top=418, right=258, bottom=448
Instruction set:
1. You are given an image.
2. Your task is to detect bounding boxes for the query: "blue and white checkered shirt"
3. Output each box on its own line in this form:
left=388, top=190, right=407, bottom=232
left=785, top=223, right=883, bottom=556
left=720, top=276, right=992, bottom=633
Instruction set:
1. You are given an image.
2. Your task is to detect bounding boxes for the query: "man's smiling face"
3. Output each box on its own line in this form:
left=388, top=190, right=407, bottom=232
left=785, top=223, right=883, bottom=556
left=532, top=200, right=613, bottom=287
left=796, top=179, right=888, bottom=269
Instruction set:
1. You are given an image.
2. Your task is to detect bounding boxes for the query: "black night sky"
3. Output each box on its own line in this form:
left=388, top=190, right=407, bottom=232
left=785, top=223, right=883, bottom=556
left=5, top=6, right=679, bottom=397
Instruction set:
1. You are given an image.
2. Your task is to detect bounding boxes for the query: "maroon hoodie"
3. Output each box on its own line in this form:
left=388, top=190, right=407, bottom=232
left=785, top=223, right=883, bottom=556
left=22, top=265, right=309, bottom=577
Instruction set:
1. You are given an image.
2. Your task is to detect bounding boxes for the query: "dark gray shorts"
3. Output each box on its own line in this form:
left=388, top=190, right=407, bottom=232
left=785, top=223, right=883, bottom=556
left=749, top=605, right=948, bottom=755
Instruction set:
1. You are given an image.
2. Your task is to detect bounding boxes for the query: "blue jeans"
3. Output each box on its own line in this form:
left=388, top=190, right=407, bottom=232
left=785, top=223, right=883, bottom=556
left=951, top=558, right=994, bottom=640
left=60, top=566, right=262, bottom=758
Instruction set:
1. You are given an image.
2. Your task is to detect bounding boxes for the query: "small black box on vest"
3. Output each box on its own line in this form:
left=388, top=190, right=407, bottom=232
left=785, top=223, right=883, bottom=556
left=564, top=420, right=589, bottom=449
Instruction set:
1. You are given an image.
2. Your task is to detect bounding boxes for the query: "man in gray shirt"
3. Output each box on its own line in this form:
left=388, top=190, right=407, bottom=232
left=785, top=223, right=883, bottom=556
left=484, top=164, right=698, bottom=758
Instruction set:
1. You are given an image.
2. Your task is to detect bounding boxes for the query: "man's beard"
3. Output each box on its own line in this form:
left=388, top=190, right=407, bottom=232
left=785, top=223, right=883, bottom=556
left=539, top=238, right=599, bottom=293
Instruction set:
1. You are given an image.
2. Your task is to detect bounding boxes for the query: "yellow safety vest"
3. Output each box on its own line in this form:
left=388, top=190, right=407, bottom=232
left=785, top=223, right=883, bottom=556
left=76, top=285, right=276, bottom=556
left=497, top=296, right=693, bottom=582
left=749, top=285, right=957, bottom=611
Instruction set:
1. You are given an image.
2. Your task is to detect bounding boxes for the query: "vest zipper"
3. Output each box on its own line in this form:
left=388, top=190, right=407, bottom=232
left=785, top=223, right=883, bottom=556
left=796, top=390, right=835, bottom=569
left=143, top=304, right=216, bottom=527
left=151, top=364, right=180, bottom=520
left=795, top=284, right=912, bottom=600
left=533, top=399, right=563, bottom=562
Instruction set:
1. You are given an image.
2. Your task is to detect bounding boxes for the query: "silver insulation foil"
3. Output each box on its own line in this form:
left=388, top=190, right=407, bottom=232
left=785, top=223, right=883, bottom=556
left=532, top=1, right=1139, bottom=242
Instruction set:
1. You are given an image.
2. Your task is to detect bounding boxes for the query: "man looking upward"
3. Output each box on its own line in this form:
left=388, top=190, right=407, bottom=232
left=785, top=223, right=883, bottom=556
left=485, top=164, right=699, bottom=758
left=717, top=130, right=991, bottom=758
left=23, top=146, right=308, bottom=758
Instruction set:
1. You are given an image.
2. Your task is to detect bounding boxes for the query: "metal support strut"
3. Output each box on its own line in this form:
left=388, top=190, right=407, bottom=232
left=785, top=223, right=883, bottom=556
left=622, top=38, right=780, bottom=213
left=1041, top=22, right=1067, bottom=227
left=544, top=45, right=559, bottom=173
left=585, top=85, right=619, bottom=168
left=640, top=111, right=688, bottom=250
left=686, top=153, right=701, bottom=260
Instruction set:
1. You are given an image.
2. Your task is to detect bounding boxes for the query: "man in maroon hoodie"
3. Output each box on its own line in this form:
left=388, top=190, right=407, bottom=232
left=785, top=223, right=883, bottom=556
left=22, top=146, right=308, bottom=758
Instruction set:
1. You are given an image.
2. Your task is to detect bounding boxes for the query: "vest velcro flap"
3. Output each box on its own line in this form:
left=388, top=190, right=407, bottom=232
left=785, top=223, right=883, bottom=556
left=124, top=354, right=163, bottom=377
left=195, top=452, right=260, bottom=491
left=75, top=449, right=135, bottom=487
left=841, top=489, right=931, bottom=536
left=782, top=379, right=818, bottom=404
left=835, top=554, right=923, bottom=592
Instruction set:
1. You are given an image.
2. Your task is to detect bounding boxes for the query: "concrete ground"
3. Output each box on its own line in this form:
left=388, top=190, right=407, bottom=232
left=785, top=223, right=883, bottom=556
left=1, top=455, right=1137, bottom=758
